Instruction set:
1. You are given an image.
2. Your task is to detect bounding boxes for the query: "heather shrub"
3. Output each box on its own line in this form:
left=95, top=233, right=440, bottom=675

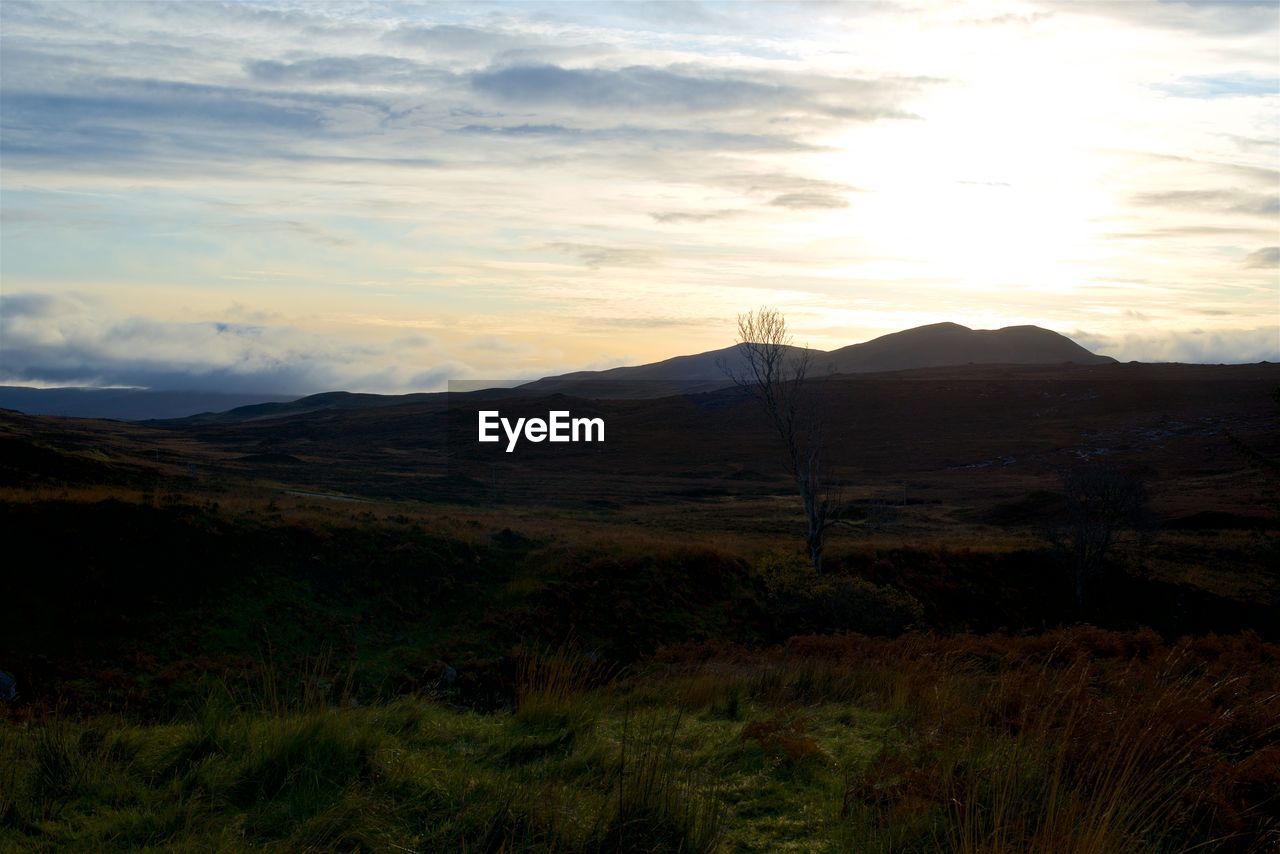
left=758, top=550, right=924, bottom=637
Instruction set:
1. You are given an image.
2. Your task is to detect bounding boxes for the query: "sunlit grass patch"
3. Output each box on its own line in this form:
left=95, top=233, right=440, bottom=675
left=3, top=630, right=1276, bottom=851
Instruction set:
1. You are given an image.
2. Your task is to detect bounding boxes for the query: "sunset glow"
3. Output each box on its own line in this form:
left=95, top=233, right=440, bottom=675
left=2, top=0, right=1277, bottom=393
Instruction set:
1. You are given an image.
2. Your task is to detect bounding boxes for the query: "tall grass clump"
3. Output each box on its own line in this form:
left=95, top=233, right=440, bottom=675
left=1, top=627, right=1274, bottom=851
left=31, top=719, right=93, bottom=802
left=251, top=651, right=358, bottom=718
left=600, top=711, right=724, bottom=853
left=513, top=643, right=612, bottom=731
left=219, top=709, right=385, bottom=844
left=938, top=663, right=1217, bottom=852
left=827, top=632, right=1280, bottom=852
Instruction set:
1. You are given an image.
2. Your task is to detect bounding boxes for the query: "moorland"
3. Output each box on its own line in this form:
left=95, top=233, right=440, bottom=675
left=0, top=357, right=1277, bottom=852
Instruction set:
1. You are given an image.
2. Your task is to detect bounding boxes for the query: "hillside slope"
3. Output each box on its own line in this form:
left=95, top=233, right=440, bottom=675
left=520, top=323, right=1113, bottom=397
left=62, top=323, right=1116, bottom=423
left=827, top=322, right=1114, bottom=373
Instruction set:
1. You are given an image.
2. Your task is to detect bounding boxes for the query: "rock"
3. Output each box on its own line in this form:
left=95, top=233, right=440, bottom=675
left=0, top=671, right=16, bottom=702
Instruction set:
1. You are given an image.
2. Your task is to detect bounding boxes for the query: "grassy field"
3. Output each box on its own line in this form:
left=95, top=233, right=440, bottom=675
left=0, top=496, right=1276, bottom=850
left=4, top=629, right=1278, bottom=852
left=1, top=380, right=1277, bottom=851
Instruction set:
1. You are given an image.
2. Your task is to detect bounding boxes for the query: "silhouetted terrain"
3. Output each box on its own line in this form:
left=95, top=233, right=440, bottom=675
left=140, top=363, right=1278, bottom=515
left=1, top=322, right=1118, bottom=421
left=825, top=321, right=1114, bottom=371
left=1, top=358, right=1276, bottom=851
left=0, top=386, right=298, bottom=421
left=519, top=322, right=1113, bottom=397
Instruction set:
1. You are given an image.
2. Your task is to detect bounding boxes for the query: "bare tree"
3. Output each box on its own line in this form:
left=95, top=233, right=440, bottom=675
left=1055, top=463, right=1150, bottom=612
left=721, top=307, right=858, bottom=572
left=1226, top=387, right=1280, bottom=523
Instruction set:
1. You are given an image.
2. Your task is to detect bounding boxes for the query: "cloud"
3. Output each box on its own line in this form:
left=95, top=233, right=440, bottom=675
left=1070, top=327, right=1280, bottom=364
left=1134, top=152, right=1280, bottom=189
left=720, top=172, right=855, bottom=197
left=649, top=209, right=741, bottom=223
left=1156, top=74, right=1280, bottom=98
left=0, top=292, right=63, bottom=318
left=469, top=62, right=925, bottom=121
left=1224, top=133, right=1280, bottom=155
left=0, top=292, right=467, bottom=393
left=470, top=64, right=786, bottom=113
left=1106, top=225, right=1277, bottom=240
left=1061, top=0, right=1280, bottom=36
left=1, top=0, right=1273, bottom=389
left=468, top=336, right=531, bottom=354
left=225, top=218, right=352, bottom=247
left=0, top=3, right=927, bottom=190
left=545, top=243, right=655, bottom=268
left=0, top=76, right=411, bottom=175
left=384, top=23, right=521, bottom=54
left=1242, top=246, right=1280, bottom=268
left=958, top=11, right=1053, bottom=27
left=246, top=56, right=441, bottom=85
left=456, top=122, right=806, bottom=152
left=1131, top=188, right=1279, bottom=216
left=409, top=361, right=476, bottom=389
left=768, top=192, right=849, bottom=209
left=572, top=315, right=718, bottom=331
left=3, top=81, right=335, bottom=133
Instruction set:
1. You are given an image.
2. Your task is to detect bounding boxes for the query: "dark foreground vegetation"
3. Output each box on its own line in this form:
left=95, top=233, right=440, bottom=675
left=0, top=494, right=1276, bottom=852
left=2, top=629, right=1277, bottom=851
left=0, top=375, right=1277, bottom=851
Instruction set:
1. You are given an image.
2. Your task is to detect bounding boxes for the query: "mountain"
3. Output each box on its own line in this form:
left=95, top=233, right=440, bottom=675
left=521, top=323, right=1113, bottom=396
left=515, top=343, right=819, bottom=396
left=139, top=362, right=1278, bottom=507
left=825, top=323, right=1114, bottom=374
left=163, top=391, right=436, bottom=425
left=0, top=387, right=298, bottom=421
left=165, top=386, right=537, bottom=426
left=10, top=323, right=1113, bottom=423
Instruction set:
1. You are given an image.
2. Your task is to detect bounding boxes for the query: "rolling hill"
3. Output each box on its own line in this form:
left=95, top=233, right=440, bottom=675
left=0, top=387, right=297, bottom=421
left=826, top=322, right=1114, bottom=372
left=519, top=322, right=1114, bottom=396
left=1, top=323, right=1116, bottom=421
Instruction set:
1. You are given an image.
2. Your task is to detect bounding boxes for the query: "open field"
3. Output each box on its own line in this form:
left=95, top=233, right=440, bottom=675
left=1, top=363, right=1277, bottom=850
left=3, top=632, right=1277, bottom=852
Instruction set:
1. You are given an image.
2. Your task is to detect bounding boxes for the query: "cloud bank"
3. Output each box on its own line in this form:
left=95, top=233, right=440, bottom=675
left=0, top=0, right=1276, bottom=388
left=0, top=292, right=472, bottom=393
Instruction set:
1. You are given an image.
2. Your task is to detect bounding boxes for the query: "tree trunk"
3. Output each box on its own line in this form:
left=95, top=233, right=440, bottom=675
left=808, top=527, right=824, bottom=574
left=801, top=486, right=824, bottom=573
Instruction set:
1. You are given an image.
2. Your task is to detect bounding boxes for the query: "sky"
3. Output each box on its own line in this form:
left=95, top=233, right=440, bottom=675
left=1, top=0, right=1278, bottom=394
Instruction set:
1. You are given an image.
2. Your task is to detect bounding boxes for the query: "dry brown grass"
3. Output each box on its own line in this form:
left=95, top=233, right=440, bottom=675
left=655, top=629, right=1280, bottom=851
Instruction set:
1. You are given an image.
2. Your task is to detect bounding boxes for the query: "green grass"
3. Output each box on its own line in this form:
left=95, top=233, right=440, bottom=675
left=0, top=697, right=732, bottom=851
left=3, top=631, right=1275, bottom=852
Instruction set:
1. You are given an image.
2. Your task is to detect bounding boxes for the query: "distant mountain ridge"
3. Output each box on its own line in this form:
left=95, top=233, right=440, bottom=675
left=826, top=322, right=1114, bottom=373
left=521, top=322, right=1114, bottom=395
left=162, top=391, right=435, bottom=425
left=0, top=387, right=296, bottom=422
left=3, top=323, right=1115, bottom=421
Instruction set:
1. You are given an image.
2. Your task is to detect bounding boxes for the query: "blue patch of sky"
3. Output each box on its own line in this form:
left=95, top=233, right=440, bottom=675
left=1156, top=73, right=1279, bottom=98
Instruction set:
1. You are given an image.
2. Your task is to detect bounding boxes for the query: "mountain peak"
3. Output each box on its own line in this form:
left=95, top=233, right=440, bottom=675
left=827, top=322, right=1113, bottom=373
left=517, top=321, right=1113, bottom=398
left=908, top=321, right=972, bottom=332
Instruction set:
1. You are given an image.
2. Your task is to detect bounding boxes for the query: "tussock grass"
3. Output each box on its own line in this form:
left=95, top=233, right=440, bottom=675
left=3, top=630, right=1276, bottom=852
left=603, top=710, right=724, bottom=853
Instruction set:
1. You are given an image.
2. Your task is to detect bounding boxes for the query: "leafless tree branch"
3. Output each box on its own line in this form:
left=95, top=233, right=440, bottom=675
left=721, top=307, right=865, bottom=572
